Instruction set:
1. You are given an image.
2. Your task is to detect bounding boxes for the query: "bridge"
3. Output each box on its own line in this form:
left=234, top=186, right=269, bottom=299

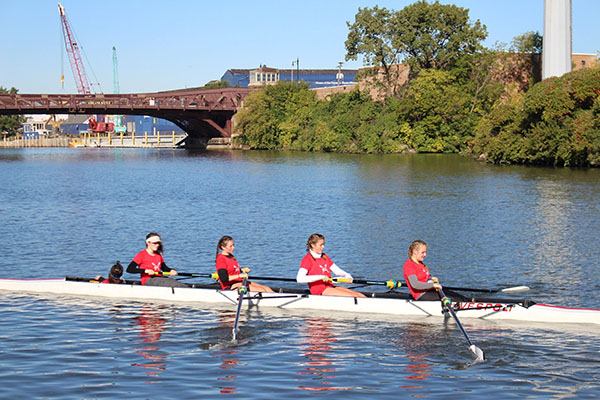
left=0, top=87, right=251, bottom=148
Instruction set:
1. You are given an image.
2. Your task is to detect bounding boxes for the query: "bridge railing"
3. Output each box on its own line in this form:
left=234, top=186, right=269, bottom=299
left=0, top=88, right=250, bottom=113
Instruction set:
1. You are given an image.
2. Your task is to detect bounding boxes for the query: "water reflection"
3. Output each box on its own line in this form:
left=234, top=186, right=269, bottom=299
left=213, top=348, right=241, bottom=394
left=393, top=323, right=434, bottom=393
left=296, top=317, right=340, bottom=392
left=210, top=310, right=244, bottom=394
left=132, top=305, right=167, bottom=380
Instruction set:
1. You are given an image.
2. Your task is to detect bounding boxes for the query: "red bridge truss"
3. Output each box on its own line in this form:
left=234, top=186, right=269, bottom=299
left=0, top=87, right=251, bottom=146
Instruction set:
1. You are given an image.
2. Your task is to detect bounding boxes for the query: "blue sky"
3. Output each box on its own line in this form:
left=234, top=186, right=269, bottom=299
left=2, top=0, right=598, bottom=94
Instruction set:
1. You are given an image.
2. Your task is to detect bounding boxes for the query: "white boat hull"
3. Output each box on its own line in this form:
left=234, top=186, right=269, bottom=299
left=0, top=278, right=599, bottom=326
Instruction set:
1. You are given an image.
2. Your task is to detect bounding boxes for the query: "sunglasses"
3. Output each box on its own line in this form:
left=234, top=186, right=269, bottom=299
left=149, top=241, right=162, bottom=245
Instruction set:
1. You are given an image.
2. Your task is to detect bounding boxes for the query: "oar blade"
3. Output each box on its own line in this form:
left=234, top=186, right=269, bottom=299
left=501, top=285, right=530, bottom=294
left=469, top=344, right=485, bottom=363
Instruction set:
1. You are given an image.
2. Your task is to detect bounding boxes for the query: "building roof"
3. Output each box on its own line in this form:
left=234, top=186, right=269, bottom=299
left=225, top=68, right=358, bottom=75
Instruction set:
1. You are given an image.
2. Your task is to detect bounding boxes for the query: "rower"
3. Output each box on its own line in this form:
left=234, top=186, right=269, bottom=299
left=126, top=232, right=188, bottom=288
left=403, top=240, right=467, bottom=302
left=215, top=235, right=274, bottom=293
left=296, top=233, right=366, bottom=298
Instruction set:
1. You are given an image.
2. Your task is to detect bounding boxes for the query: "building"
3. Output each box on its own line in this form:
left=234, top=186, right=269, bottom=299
left=21, top=114, right=67, bottom=138
left=221, top=66, right=358, bottom=88
left=248, top=65, right=280, bottom=87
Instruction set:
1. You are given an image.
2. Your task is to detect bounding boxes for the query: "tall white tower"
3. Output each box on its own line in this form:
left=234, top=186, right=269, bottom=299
left=542, top=0, right=572, bottom=79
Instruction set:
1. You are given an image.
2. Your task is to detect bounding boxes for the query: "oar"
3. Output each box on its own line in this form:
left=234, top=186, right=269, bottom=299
left=246, top=275, right=401, bottom=289
left=339, top=278, right=528, bottom=294
left=232, top=278, right=248, bottom=342
left=337, top=278, right=528, bottom=294
left=436, top=282, right=485, bottom=362
left=162, top=271, right=219, bottom=280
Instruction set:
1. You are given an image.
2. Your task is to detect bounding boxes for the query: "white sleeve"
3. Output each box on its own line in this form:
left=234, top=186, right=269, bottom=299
left=296, top=267, right=326, bottom=283
left=330, top=263, right=352, bottom=279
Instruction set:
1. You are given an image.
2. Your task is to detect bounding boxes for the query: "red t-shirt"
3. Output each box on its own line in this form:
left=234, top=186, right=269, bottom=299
left=300, top=253, right=335, bottom=295
left=133, top=250, right=165, bottom=285
left=216, top=253, right=242, bottom=290
left=403, top=258, right=431, bottom=300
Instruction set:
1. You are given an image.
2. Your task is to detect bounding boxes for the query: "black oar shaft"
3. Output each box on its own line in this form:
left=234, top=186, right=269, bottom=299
left=245, top=275, right=296, bottom=282
left=232, top=278, right=248, bottom=342
left=438, top=286, right=485, bottom=361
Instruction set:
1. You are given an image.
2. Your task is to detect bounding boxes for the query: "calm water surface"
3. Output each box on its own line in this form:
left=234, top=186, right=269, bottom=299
left=0, top=148, right=599, bottom=399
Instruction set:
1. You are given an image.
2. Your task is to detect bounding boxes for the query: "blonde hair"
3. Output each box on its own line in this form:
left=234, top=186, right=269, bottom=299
left=408, top=240, right=427, bottom=259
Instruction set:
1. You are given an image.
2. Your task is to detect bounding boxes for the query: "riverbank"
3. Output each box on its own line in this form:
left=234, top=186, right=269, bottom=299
left=0, top=137, right=71, bottom=148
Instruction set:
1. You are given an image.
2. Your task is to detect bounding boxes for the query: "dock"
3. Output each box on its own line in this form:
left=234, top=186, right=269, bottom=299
left=70, top=132, right=188, bottom=148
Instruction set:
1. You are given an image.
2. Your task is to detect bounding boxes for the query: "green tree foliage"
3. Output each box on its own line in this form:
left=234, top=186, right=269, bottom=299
left=0, top=86, right=25, bottom=135
left=345, top=1, right=488, bottom=95
left=393, top=0, right=487, bottom=76
left=236, top=82, right=317, bottom=150
left=510, top=31, right=543, bottom=54
left=202, top=80, right=230, bottom=89
left=399, top=69, right=473, bottom=152
left=472, top=67, right=600, bottom=167
left=345, top=6, right=404, bottom=97
left=236, top=83, right=408, bottom=154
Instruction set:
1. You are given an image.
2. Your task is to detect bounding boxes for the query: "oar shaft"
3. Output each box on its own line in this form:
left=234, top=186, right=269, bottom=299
left=232, top=278, right=248, bottom=341
left=443, top=285, right=496, bottom=293
left=162, top=271, right=219, bottom=279
left=438, top=286, right=485, bottom=361
left=244, top=275, right=297, bottom=282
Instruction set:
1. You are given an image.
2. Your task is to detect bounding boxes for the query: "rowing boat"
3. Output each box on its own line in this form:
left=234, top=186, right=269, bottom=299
left=0, top=277, right=599, bottom=326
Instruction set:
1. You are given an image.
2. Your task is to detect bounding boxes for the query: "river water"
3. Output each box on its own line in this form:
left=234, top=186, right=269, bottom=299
left=0, top=148, right=598, bottom=399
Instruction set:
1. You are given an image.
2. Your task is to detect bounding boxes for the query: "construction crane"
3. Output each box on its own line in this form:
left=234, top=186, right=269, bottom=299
left=112, top=46, right=120, bottom=94
left=58, top=3, right=91, bottom=95
left=58, top=3, right=112, bottom=133
left=111, top=46, right=126, bottom=133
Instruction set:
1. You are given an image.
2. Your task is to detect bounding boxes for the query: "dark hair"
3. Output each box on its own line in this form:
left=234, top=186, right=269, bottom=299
left=145, top=232, right=163, bottom=254
left=306, top=233, right=325, bottom=252
left=108, top=262, right=124, bottom=284
left=216, top=235, right=233, bottom=261
left=408, top=240, right=427, bottom=259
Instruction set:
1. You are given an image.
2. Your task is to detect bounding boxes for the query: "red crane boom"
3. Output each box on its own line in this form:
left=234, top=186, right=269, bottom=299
left=58, top=3, right=91, bottom=95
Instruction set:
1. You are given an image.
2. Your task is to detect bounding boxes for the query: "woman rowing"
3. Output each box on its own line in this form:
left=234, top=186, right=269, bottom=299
left=296, top=233, right=366, bottom=298
left=215, top=235, right=274, bottom=292
left=403, top=240, right=466, bottom=301
left=127, top=232, right=188, bottom=288
left=403, top=240, right=441, bottom=301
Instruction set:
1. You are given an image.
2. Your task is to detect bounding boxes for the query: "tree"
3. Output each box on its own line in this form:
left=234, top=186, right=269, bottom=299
left=510, top=31, right=543, bottom=54
left=345, top=6, right=405, bottom=97
left=345, top=1, right=488, bottom=96
left=393, top=0, right=487, bottom=77
left=0, top=87, right=25, bottom=136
